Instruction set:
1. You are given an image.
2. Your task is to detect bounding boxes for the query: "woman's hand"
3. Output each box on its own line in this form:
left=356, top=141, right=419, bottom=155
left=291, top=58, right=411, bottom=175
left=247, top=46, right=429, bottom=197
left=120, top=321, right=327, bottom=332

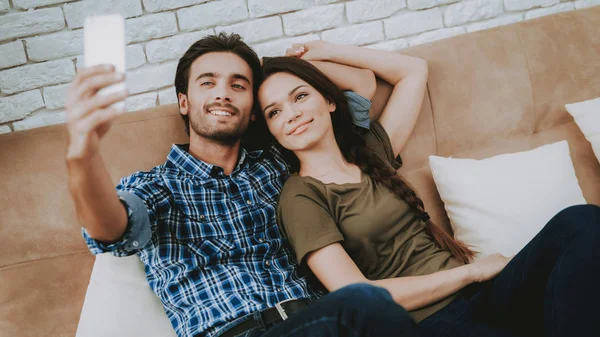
left=285, top=40, right=334, bottom=61
left=468, top=253, right=511, bottom=283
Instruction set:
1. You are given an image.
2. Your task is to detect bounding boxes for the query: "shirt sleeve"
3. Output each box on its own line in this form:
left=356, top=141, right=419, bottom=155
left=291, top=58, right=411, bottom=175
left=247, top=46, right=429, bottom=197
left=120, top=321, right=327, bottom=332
left=365, top=121, right=403, bottom=170
left=344, top=91, right=371, bottom=130
left=81, top=171, right=168, bottom=257
left=277, top=178, right=344, bottom=264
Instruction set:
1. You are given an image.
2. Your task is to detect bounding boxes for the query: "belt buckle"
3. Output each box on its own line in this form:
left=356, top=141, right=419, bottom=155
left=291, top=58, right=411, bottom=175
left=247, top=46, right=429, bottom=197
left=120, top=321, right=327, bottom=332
left=274, top=299, right=295, bottom=321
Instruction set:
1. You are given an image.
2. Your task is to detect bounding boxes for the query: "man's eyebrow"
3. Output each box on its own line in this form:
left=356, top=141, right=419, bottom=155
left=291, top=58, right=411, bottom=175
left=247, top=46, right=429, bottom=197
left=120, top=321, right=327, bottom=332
left=195, top=72, right=215, bottom=82
left=232, top=73, right=251, bottom=85
left=263, top=85, right=307, bottom=114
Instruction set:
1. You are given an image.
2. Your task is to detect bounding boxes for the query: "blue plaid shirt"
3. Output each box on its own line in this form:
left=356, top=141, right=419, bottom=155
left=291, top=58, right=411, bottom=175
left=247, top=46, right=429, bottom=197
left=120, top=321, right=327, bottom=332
left=83, top=91, right=371, bottom=337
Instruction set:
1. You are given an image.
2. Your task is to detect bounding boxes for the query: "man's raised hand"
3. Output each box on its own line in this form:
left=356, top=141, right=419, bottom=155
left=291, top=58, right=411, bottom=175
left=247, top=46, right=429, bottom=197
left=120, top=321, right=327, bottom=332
left=65, top=65, right=128, bottom=160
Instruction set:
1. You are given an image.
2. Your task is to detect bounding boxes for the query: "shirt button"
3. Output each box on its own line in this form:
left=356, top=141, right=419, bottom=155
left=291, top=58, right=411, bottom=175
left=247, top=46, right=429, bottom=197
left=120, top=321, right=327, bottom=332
left=258, top=238, right=264, bottom=243
left=276, top=287, right=282, bottom=292
left=200, top=215, right=206, bottom=221
left=246, top=199, right=252, bottom=205
left=265, top=261, right=271, bottom=267
left=132, top=241, right=139, bottom=247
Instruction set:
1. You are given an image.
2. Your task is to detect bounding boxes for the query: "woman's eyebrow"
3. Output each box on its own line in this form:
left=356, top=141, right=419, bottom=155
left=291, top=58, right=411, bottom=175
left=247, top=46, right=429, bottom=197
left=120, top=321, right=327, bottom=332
left=263, top=85, right=307, bottom=114
left=288, top=85, right=306, bottom=96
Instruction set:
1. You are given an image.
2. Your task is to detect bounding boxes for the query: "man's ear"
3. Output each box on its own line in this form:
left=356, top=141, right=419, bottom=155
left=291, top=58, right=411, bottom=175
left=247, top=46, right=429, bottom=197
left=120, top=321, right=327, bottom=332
left=178, top=92, right=189, bottom=116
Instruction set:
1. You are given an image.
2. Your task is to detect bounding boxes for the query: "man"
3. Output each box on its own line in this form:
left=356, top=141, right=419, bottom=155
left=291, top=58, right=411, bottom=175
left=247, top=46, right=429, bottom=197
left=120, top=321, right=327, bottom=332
left=66, top=32, right=418, bottom=337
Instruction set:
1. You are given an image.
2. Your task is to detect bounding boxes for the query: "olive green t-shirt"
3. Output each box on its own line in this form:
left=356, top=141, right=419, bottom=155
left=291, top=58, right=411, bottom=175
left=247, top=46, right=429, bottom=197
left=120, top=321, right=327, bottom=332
left=277, top=121, right=464, bottom=323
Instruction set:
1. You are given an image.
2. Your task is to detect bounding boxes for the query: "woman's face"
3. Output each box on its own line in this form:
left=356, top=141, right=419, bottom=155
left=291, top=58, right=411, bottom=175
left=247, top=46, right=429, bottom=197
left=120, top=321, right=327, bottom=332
left=258, top=72, right=336, bottom=152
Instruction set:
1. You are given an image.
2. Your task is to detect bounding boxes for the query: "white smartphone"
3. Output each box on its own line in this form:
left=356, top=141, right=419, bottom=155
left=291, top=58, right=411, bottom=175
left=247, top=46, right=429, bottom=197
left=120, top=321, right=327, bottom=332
left=84, top=14, right=126, bottom=111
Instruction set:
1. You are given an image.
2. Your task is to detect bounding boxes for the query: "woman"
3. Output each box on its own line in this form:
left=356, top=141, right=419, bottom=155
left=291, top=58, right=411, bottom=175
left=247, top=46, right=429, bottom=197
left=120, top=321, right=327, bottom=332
left=257, top=41, right=600, bottom=337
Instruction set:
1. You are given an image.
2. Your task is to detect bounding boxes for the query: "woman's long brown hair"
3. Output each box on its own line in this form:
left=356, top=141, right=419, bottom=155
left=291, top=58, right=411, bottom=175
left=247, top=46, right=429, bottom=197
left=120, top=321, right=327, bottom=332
left=259, top=57, right=474, bottom=264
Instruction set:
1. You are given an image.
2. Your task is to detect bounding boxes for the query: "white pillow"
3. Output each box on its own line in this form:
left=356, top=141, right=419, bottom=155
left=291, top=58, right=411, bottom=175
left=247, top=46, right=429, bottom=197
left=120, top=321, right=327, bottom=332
left=565, top=97, right=600, bottom=163
left=76, top=253, right=177, bottom=337
left=429, top=141, right=586, bottom=260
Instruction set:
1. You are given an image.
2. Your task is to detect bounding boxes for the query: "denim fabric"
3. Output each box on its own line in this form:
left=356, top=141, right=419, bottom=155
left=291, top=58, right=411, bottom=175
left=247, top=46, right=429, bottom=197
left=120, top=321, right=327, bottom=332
left=215, top=284, right=420, bottom=337
left=419, top=204, right=600, bottom=337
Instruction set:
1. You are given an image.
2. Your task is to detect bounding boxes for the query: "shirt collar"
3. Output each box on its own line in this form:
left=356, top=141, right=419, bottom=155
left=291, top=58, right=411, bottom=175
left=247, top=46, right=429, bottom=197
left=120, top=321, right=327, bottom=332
left=167, top=144, right=264, bottom=178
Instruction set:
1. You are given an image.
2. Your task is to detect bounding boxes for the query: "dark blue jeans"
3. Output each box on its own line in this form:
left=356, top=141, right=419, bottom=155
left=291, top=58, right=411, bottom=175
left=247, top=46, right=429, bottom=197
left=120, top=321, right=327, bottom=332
left=419, top=204, right=600, bottom=337
left=215, top=283, right=419, bottom=337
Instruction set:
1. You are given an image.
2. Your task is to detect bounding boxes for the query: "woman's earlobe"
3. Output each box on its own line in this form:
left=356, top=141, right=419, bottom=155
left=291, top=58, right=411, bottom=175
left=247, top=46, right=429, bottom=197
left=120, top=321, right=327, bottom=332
left=328, top=101, right=336, bottom=113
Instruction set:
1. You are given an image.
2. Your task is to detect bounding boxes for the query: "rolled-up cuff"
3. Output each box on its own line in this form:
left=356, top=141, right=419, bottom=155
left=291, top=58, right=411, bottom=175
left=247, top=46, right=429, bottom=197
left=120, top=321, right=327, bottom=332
left=82, top=191, right=152, bottom=256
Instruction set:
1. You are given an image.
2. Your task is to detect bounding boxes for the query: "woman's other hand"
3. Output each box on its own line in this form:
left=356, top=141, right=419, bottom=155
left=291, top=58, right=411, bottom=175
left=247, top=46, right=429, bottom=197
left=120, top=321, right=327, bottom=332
left=285, top=40, right=333, bottom=61
left=468, top=253, right=510, bottom=283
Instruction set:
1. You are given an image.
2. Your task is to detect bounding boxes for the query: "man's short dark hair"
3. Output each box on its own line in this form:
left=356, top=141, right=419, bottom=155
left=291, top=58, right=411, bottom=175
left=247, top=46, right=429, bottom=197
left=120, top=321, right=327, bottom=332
left=174, top=32, right=262, bottom=137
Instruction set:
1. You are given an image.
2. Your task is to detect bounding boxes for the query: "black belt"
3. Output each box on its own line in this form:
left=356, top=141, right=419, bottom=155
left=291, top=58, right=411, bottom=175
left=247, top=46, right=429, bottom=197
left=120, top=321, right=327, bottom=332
left=219, top=299, right=311, bottom=337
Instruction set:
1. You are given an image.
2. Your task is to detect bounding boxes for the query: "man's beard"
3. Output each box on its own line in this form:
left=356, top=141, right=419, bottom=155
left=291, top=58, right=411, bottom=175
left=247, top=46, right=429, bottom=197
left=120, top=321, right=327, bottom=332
left=189, top=102, right=249, bottom=146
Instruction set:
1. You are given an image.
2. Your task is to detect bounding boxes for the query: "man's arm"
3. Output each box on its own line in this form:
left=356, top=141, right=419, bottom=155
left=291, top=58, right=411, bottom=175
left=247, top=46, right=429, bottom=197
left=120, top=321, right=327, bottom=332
left=308, top=61, right=376, bottom=101
left=65, top=65, right=129, bottom=243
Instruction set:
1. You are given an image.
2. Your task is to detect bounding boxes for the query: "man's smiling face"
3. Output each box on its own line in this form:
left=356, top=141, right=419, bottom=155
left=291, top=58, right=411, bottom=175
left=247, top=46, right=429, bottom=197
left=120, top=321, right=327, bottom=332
left=178, top=52, right=255, bottom=145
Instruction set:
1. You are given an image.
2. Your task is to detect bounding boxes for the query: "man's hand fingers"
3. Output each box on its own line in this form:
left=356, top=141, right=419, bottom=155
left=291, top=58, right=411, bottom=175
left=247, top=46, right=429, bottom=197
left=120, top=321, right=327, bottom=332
left=76, top=72, right=125, bottom=100
left=78, top=106, right=124, bottom=136
left=67, top=71, right=125, bottom=117
left=72, top=64, right=114, bottom=87
left=74, top=89, right=128, bottom=121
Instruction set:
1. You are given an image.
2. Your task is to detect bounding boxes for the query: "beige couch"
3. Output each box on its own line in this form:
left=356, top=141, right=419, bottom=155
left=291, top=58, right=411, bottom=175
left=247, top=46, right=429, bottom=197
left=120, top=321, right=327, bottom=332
left=1, top=7, right=599, bottom=336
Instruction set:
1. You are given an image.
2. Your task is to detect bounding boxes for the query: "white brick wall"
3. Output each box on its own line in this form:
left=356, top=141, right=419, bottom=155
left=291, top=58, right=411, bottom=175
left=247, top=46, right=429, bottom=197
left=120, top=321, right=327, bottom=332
left=126, top=61, right=178, bottom=95
left=0, top=90, right=45, bottom=123
left=444, top=0, right=504, bottom=27
left=158, top=87, right=178, bottom=105
left=505, top=0, right=559, bottom=11
left=26, top=30, right=83, bottom=62
left=125, top=92, right=157, bottom=111
left=77, top=45, right=147, bottom=70
left=283, top=4, right=345, bottom=36
left=0, top=0, right=597, bottom=132
left=14, top=0, right=76, bottom=9
left=248, top=0, right=312, bottom=18
left=575, top=0, right=600, bottom=9
left=143, top=0, right=209, bottom=13
left=0, top=41, right=27, bottom=70
left=525, top=2, right=575, bottom=19
left=0, top=125, right=11, bottom=134
left=0, top=8, right=65, bottom=42
left=322, top=21, right=384, bottom=45
left=218, top=17, right=283, bottom=44
left=407, top=0, right=458, bottom=10
left=0, top=59, right=75, bottom=94
left=177, top=0, right=248, bottom=31
left=63, top=0, right=142, bottom=29
left=126, top=12, right=178, bottom=43
left=346, top=0, right=406, bottom=23
left=384, top=8, right=443, bottom=39
left=43, top=83, right=69, bottom=110
left=0, top=0, right=9, bottom=13
left=146, top=30, right=214, bottom=63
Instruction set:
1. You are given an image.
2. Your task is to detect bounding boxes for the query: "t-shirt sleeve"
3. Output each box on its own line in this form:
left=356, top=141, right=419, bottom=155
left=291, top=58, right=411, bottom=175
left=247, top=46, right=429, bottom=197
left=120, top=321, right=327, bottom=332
left=344, top=91, right=371, bottom=130
left=277, top=178, right=344, bottom=264
left=364, top=120, right=403, bottom=170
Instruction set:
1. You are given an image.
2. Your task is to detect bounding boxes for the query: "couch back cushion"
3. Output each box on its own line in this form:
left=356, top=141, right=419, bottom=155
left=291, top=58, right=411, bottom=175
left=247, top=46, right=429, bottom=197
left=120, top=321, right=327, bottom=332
left=387, top=7, right=600, bottom=232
